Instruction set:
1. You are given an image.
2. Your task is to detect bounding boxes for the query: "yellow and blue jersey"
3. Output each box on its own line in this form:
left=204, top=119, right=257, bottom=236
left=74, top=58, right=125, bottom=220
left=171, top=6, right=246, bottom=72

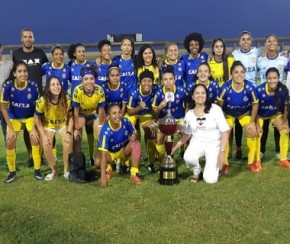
left=152, top=85, right=187, bottom=119
left=98, top=117, right=136, bottom=153
left=1, top=79, right=38, bottom=119
left=180, top=52, right=208, bottom=88
left=101, top=82, right=128, bottom=109
left=208, top=56, right=235, bottom=87
left=137, top=65, right=160, bottom=85
left=35, top=95, right=72, bottom=128
left=256, top=82, right=288, bottom=117
left=113, top=55, right=137, bottom=89
left=187, top=79, right=219, bottom=103
left=127, top=84, right=159, bottom=115
left=217, top=80, right=258, bottom=117
left=161, top=59, right=186, bottom=87
left=68, top=59, right=95, bottom=95
left=72, top=84, right=105, bottom=116
left=42, top=62, right=71, bottom=93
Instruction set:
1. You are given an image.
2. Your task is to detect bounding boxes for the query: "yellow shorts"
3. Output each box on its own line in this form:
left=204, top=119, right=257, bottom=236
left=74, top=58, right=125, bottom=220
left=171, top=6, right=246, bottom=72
left=258, top=114, right=282, bottom=127
left=125, top=114, right=152, bottom=126
left=8, top=117, right=34, bottom=132
left=225, top=114, right=251, bottom=127
left=109, top=148, right=126, bottom=162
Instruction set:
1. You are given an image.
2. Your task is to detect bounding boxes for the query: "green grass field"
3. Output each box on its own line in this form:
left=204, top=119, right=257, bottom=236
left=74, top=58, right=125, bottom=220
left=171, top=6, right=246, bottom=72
left=1, top=130, right=290, bottom=244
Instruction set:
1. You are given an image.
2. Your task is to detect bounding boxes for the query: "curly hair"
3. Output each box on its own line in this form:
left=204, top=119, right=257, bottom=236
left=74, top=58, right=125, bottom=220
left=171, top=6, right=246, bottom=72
left=183, top=32, right=204, bottom=54
left=97, top=39, right=111, bottom=51
left=67, top=43, right=84, bottom=60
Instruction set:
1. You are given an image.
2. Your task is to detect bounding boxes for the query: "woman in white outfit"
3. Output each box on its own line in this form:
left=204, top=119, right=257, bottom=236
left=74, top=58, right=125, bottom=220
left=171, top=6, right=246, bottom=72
left=171, top=84, right=230, bottom=184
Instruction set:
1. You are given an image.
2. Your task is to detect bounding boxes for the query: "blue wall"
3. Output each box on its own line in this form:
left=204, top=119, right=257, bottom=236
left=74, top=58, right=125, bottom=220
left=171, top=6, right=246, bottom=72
left=1, top=0, right=290, bottom=45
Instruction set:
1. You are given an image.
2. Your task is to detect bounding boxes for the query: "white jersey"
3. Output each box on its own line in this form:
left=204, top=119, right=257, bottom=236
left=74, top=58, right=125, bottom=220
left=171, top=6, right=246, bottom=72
left=182, top=104, right=230, bottom=145
left=257, top=52, right=288, bottom=84
left=232, top=47, right=261, bottom=86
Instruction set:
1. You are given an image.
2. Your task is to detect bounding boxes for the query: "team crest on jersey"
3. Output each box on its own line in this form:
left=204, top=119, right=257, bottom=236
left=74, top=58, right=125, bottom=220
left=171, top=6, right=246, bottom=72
left=27, top=94, right=32, bottom=99
left=243, top=96, right=249, bottom=102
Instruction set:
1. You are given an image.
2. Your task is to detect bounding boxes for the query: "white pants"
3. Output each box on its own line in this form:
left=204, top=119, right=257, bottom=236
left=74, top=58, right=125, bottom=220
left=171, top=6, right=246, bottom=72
left=183, top=139, right=220, bottom=184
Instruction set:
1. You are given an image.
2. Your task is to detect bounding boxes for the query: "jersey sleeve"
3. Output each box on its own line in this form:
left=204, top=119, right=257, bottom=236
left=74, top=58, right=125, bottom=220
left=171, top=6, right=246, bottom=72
left=72, top=86, right=81, bottom=108
left=35, top=96, right=45, bottom=116
left=1, top=81, right=10, bottom=103
left=98, top=127, right=110, bottom=151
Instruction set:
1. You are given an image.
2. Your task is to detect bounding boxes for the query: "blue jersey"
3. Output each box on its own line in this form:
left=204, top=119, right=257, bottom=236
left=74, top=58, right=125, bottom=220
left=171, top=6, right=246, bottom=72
left=153, top=85, right=187, bottom=119
left=68, top=59, right=94, bottom=95
left=161, top=59, right=186, bottom=87
left=187, top=79, right=219, bottom=103
left=96, top=61, right=116, bottom=86
left=113, top=55, right=137, bottom=89
left=256, top=82, right=288, bottom=117
left=42, top=62, right=71, bottom=93
left=232, top=47, right=261, bottom=86
left=101, top=82, right=128, bottom=109
left=1, top=80, right=39, bottom=119
left=257, top=52, right=288, bottom=83
left=180, top=52, right=208, bottom=87
left=217, top=80, right=258, bottom=117
left=98, top=118, right=136, bottom=152
left=127, top=84, right=159, bottom=115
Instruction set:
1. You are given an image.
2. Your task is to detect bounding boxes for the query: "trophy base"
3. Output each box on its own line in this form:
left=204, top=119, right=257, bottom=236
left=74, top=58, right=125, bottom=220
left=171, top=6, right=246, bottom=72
left=159, top=166, right=179, bottom=185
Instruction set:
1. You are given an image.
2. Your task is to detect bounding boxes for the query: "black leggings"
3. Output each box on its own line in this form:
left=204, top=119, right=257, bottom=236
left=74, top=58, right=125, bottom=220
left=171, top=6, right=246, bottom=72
left=260, top=119, right=280, bottom=154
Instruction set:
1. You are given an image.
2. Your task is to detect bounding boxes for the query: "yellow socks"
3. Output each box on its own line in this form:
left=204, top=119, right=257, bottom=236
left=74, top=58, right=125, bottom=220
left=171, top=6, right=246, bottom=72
left=247, top=137, right=257, bottom=164
left=32, top=145, right=41, bottom=170
left=280, top=130, right=289, bottom=160
left=130, top=167, right=139, bottom=176
left=6, top=148, right=16, bottom=172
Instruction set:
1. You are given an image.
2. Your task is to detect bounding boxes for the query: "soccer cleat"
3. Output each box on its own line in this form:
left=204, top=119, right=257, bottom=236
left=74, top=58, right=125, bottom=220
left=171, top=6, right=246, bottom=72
left=148, top=164, right=158, bottom=173
left=130, top=174, right=142, bottom=185
left=247, top=163, right=259, bottom=173
left=45, top=172, right=58, bottom=181
left=222, top=165, right=229, bottom=175
left=34, top=169, right=43, bottom=180
left=189, top=174, right=199, bottom=183
left=5, top=171, right=16, bottom=183
left=254, top=160, right=262, bottom=171
left=279, top=160, right=290, bottom=168
left=27, top=158, right=34, bottom=168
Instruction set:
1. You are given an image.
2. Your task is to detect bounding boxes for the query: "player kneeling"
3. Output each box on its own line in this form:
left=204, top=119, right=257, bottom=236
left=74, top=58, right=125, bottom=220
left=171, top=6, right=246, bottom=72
left=95, top=104, right=142, bottom=188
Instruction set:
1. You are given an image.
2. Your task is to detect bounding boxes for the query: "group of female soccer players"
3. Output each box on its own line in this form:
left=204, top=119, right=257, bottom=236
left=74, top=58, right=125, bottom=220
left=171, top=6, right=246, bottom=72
left=1, top=30, right=290, bottom=186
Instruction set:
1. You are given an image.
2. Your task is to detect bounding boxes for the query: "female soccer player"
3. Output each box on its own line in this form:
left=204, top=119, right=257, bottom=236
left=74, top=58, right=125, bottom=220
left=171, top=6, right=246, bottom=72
left=161, top=42, right=186, bottom=87
left=101, top=64, right=128, bottom=116
left=112, top=37, right=138, bottom=89
left=218, top=61, right=259, bottom=174
left=127, top=70, right=159, bottom=172
left=1, top=61, right=41, bottom=183
left=208, top=38, right=234, bottom=87
left=72, top=66, right=106, bottom=162
left=96, top=104, right=143, bottom=187
left=172, top=84, right=230, bottom=183
left=187, top=62, right=219, bottom=104
left=256, top=67, right=290, bottom=169
left=152, top=65, right=188, bottom=162
left=96, top=39, right=113, bottom=86
left=42, top=45, right=70, bottom=93
left=35, top=76, right=73, bottom=180
left=180, top=32, right=208, bottom=88
left=136, top=44, right=160, bottom=85
left=257, top=34, right=289, bottom=160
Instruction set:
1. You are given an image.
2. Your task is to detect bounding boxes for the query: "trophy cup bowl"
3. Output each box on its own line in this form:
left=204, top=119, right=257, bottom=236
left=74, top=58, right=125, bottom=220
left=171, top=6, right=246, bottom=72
left=158, top=111, right=179, bottom=185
